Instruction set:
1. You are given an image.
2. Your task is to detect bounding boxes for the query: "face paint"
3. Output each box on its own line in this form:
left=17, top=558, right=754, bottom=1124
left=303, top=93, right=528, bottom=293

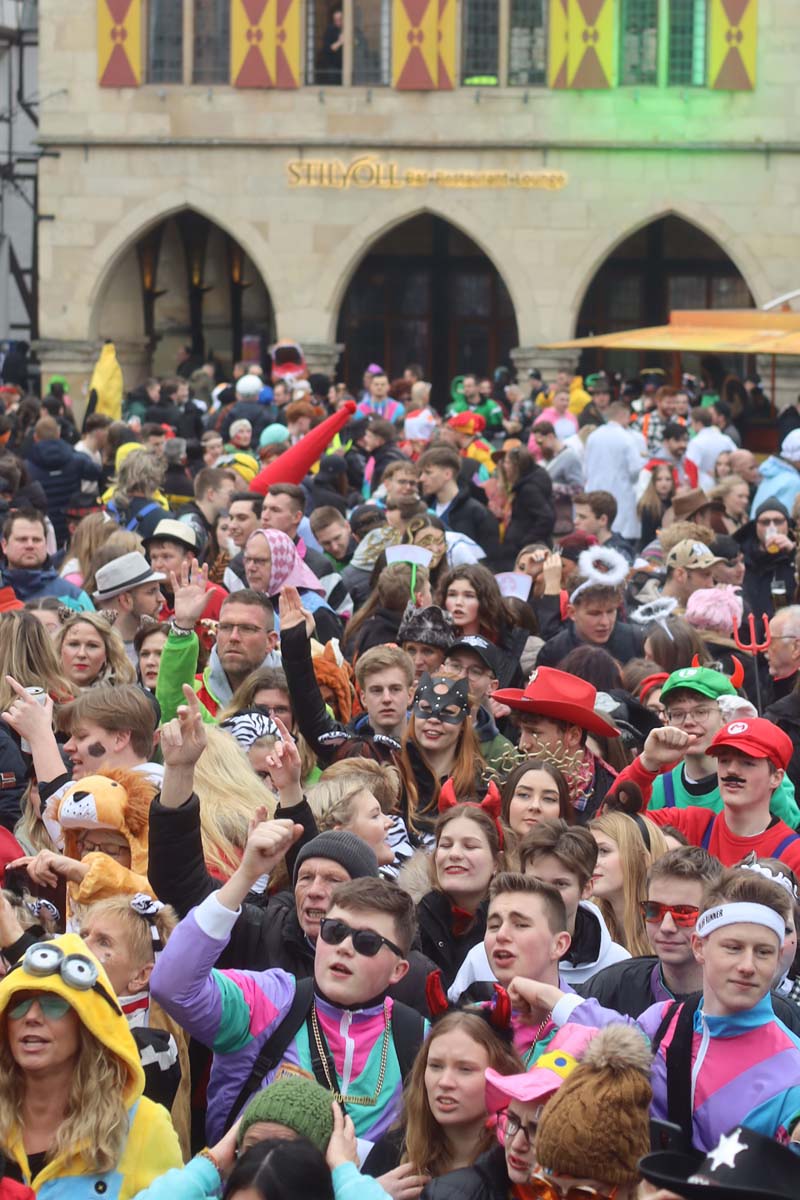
left=86, top=742, right=107, bottom=759
left=412, top=673, right=470, bottom=725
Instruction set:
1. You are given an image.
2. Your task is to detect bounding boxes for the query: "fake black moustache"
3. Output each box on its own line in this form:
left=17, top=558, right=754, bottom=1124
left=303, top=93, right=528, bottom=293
left=721, top=775, right=747, bottom=786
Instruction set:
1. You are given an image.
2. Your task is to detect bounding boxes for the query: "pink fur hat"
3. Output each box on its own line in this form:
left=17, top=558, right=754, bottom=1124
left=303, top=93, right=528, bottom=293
left=685, top=585, right=742, bottom=635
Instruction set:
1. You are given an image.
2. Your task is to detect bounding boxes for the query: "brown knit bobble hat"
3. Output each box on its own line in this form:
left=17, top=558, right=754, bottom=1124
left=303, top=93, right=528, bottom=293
left=534, top=1024, right=653, bottom=1186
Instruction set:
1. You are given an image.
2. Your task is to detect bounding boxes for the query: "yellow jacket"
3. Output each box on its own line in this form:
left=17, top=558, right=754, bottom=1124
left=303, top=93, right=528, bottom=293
left=0, top=933, right=183, bottom=1197
left=90, top=342, right=124, bottom=421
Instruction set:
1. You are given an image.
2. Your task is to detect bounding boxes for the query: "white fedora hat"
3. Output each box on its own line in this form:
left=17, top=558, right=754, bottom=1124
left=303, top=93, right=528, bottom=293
left=93, top=551, right=166, bottom=602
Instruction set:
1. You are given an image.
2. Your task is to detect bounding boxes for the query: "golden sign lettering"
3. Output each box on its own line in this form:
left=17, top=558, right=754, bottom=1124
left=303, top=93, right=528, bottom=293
left=286, top=157, right=567, bottom=191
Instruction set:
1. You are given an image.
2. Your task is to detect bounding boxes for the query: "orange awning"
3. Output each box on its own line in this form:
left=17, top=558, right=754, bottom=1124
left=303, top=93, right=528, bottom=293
left=541, top=309, right=800, bottom=357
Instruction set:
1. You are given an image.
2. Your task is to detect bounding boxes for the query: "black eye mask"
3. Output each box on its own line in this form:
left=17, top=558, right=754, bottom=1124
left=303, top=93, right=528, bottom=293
left=412, top=673, right=470, bottom=725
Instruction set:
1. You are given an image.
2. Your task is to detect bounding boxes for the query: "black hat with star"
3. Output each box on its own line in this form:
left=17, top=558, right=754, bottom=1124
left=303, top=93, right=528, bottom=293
left=639, top=1125, right=799, bottom=1199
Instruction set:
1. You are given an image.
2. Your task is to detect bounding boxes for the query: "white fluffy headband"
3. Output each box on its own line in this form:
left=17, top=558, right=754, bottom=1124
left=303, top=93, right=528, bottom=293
left=569, top=546, right=630, bottom=604
left=630, top=595, right=679, bottom=641
left=695, top=902, right=786, bottom=943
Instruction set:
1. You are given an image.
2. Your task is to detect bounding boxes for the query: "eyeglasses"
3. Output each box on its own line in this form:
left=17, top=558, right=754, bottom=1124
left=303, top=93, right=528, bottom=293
left=497, top=1108, right=541, bottom=1150
left=74, top=833, right=129, bottom=860
left=664, top=703, right=718, bottom=726
left=756, top=517, right=787, bottom=526
left=8, top=993, right=72, bottom=1021
left=523, top=1172, right=617, bottom=1200
left=640, top=901, right=700, bottom=927
left=444, top=660, right=492, bottom=680
left=318, top=917, right=404, bottom=959
left=243, top=556, right=272, bottom=568
left=217, top=622, right=266, bottom=636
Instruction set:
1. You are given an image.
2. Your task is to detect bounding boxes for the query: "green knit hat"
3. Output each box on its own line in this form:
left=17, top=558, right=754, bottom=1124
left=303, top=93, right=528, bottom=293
left=236, top=1076, right=334, bottom=1152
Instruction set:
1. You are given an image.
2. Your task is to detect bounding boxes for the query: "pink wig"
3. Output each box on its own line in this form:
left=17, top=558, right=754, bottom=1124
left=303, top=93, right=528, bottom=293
left=685, top=586, right=743, bottom=636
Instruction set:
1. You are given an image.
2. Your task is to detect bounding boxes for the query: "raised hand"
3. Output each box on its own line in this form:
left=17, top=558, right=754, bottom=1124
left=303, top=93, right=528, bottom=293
left=240, top=818, right=304, bottom=882
left=259, top=716, right=302, bottom=793
left=640, top=725, right=691, bottom=773
left=541, top=551, right=563, bottom=594
left=12, top=849, right=87, bottom=887
left=507, top=976, right=565, bottom=1023
left=279, top=586, right=315, bottom=639
left=2, top=675, right=54, bottom=743
left=161, top=685, right=208, bottom=768
left=170, top=558, right=209, bottom=629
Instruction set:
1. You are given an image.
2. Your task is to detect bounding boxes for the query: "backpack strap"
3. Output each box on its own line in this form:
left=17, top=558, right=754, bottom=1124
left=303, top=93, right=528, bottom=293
left=773, top=831, right=800, bottom=859
left=662, top=771, right=676, bottom=810
left=700, top=815, right=715, bottom=851
left=650, top=999, right=681, bottom=1056
left=224, top=976, right=314, bottom=1132
left=126, top=500, right=161, bottom=532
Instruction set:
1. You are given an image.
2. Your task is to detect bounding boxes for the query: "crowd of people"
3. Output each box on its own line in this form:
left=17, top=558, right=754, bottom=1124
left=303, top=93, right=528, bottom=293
left=0, top=354, right=796, bottom=1200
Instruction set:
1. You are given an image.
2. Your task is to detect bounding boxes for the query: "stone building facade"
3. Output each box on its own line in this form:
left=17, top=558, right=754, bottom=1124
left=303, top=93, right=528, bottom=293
left=35, top=0, right=800, bottom=409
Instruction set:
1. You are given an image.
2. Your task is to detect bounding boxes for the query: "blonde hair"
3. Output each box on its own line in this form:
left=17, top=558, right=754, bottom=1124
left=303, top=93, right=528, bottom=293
left=194, top=727, right=277, bottom=878
left=14, top=782, right=55, bottom=855
left=61, top=512, right=117, bottom=586
left=57, top=612, right=137, bottom=687
left=0, top=610, right=74, bottom=710
left=110, top=450, right=165, bottom=506
left=589, top=812, right=669, bottom=957
left=0, top=1023, right=130, bottom=1174
left=314, top=757, right=401, bottom=816
left=81, top=895, right=178, bottom=969
left=658, top=521, right=715, bottom=555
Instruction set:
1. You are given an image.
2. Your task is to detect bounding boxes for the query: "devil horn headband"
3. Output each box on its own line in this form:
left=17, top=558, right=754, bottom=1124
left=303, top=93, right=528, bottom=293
left=438, top=778, right=504, bottom=848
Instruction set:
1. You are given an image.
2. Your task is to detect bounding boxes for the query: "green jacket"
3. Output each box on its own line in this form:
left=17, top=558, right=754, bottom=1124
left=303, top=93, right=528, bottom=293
left=447, top=395, right=504, bottom=428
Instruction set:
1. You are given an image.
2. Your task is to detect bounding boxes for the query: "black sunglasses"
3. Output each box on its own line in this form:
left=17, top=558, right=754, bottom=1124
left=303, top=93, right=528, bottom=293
left=319, top=917, right=404, bottom=959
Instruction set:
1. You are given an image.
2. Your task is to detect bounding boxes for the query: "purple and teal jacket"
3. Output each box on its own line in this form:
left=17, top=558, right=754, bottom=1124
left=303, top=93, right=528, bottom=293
left=553, top=991, right=800, bottom=1150
left=150, top=894, right=410, bottom=1145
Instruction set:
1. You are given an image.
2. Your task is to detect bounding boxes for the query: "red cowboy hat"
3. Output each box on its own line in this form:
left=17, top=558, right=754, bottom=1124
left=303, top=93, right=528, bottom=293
left=447, top=410, right=486, bottom=435
left=492, top=666, right=620, bottom=739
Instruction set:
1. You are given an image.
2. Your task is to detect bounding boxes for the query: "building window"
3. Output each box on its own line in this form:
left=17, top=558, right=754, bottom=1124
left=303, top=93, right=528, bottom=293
left=620, top=0, right=658, bottom=86
left=462, top=0, right=499, bottom=85
left=193, top=0, right=230, bottom=85
left=353, top=0, right=391, bottom=86
left=509, top=0, right=546, bottom=86
left=306, top=0, right=344, bottom=85
left=668, top=0, right=707, bottom=86
left=147, top=0, right=184, bottom=83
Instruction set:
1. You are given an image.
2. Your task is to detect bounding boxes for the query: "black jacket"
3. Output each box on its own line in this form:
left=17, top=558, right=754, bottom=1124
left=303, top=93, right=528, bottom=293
left=766, top=690, right=800, bottom=801
left=346, top=606, right=402, bottom=658
left=420, top=1146, right=510, bottom=1200
left=147, top=793, right=435, bottom=1016
left=367, top=443, right=407, bottom=493
left=0, top=724, right=29, bottom=830
left=417, top=891, right=488, bottom=990
left=280, top=623, right=400, bottom=766
left=25, top=439, right=102, bottom=545
left=436, top=487, right=501, bottom=564
left=536, top=619, right=644, bottom=670
left=495, top=464, right=555, bottom=570
left=219, top=399, right=271, bottom=443
left=734, top=521, right=796, bottom=620
left=579, top=954, right=800, bottom=1034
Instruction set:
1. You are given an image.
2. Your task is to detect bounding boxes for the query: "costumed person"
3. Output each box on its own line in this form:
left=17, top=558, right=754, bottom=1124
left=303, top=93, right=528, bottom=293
left=11, top=769, right=156, bottom=925
left=88, top=341, right=124, bottom=421
left=0, top=933, right=182, bottom=1195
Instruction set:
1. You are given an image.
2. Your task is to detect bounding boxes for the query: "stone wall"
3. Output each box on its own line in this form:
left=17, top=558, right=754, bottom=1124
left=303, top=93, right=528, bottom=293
left=36, top=0, right=800, bottom=406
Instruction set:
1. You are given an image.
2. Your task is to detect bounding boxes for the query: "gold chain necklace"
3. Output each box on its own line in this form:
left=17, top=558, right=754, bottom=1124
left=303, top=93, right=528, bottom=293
left=522, top=1011, right=552, bottom=1067
left=310, top=1001, right=391, bottom=1106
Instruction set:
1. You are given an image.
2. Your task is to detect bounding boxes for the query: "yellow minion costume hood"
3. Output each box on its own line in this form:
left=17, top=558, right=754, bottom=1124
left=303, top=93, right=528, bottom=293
left=54, top=769, right=154, bottom=877
left=0, top=933, right=144, bottom=1103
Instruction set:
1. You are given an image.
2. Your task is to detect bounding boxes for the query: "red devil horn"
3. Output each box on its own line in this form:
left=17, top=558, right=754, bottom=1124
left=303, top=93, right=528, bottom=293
left=490, top=984, right=512, bottom=1031
left=691, top=654, right=701, bottom=668
left=480, top=779, right=502, bottom=820
left=425, top=970, right=450, bottom=1018
left=729, top=655, right=745, bottom=691
left=438, top=778, right=458, bottom=813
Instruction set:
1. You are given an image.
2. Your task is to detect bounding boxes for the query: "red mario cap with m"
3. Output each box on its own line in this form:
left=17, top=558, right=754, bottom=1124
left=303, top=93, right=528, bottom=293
left=708, top=717, right=793, bottom=772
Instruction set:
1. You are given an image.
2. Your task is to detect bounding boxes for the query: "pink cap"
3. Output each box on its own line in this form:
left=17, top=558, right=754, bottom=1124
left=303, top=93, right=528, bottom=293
left=484, top=1025, right=598, bottom=1113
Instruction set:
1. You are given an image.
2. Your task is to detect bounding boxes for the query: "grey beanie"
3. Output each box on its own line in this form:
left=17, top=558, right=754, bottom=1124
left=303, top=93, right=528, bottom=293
left=397, top=602, right=456, bottom=651
left=293, top=830, right=379, bottom=886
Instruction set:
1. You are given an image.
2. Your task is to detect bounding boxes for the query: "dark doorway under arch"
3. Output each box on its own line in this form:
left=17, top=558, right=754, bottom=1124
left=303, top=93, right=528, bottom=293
left=576, top=215, right=753, bottom=379
left=336, top=214, right=519, bottom=405
left=97, top=209, right=275, bottom=377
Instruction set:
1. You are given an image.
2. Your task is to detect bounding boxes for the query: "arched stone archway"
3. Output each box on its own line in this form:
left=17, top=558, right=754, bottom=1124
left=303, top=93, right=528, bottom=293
left=334, top=212, right=519, bottom=403
left=90, top=207, right=275, bottom=378
left=572, top=213, right=754, bottom=378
